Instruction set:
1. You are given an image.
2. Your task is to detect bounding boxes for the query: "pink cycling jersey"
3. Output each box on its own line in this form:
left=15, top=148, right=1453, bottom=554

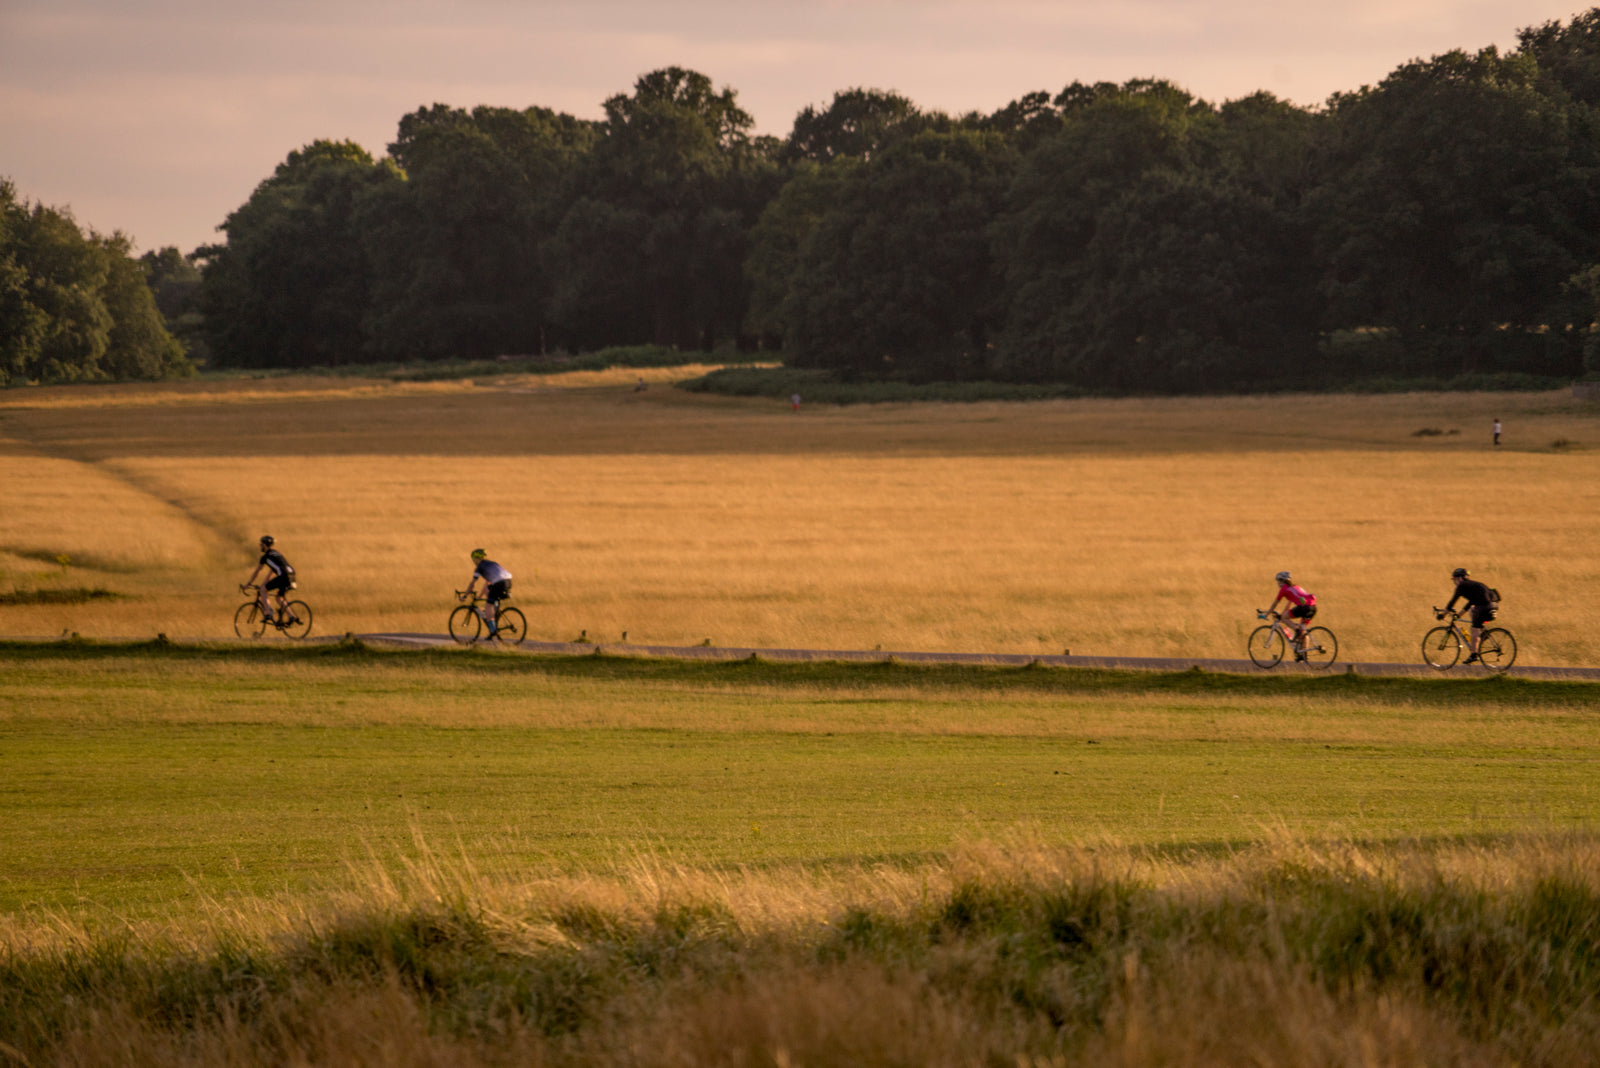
left=1278, top=584, right=1315, bottom=607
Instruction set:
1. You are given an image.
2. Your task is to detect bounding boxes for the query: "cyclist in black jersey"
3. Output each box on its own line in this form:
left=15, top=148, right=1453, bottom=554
left=1441, top=567, right=1496, bottom=664
left=462, top=549, right=513, bottom=636
left=242, top=535, right=298, bottom=626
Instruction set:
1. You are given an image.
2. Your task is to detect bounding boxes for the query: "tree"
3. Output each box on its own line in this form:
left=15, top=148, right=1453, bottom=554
left=546, top=67, right=779, bottom=350
left=363, top=105, right=594, bottom=359
left=783, top=88, right=923, bottom=163
left=140, top=246, right=208, bottom=364
left=100, top=234, right=191, bottom=380
left=0, top=180, right=50, bottom=385
left=742, top=158, right=859, bottom=342
left=784, top=130, right=1016, bottom=379
left=1312, top=48, right=1600, bottom=376
left=1518, top=8, right=1600, bottom=106
left=1, top=178, right=190, bottom=385
left=991, top=81, right=1323, bottom=389
left=202, top=141, right=398, bottom=367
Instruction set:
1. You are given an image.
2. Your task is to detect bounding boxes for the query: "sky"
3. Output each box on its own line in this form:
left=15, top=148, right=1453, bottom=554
left=0, top=0, right=1587, bottom=254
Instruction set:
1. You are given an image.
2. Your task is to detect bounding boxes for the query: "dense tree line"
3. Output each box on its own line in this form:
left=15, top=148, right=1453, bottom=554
left=0, top=180, right=191, bottom=386
left=190, top=13, right=1600, bottom=388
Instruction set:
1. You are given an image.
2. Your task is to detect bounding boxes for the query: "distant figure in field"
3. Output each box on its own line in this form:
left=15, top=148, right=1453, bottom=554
left=1441, top=567, right=1497, bottom=663
left=1266, top=570, right=1317, bottom=660
left=1493, top=418, right=1502, bottom=446
left=241, top=534, right=297, bottom=626
left=634, top=376, right=647, bottom=392
left=462, top=548, right=513, bottom=637
left=791, top=393, right=801, bottom=413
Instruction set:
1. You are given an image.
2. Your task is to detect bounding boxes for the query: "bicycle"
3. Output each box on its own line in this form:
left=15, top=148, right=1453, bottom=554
left=1248, top=609, right=1338, bottom=669
left=449, top=590, right=527, bottom=645
left=1422, top=607, right=1516, bottom=672
left=234, top=584, right=313, bottom=639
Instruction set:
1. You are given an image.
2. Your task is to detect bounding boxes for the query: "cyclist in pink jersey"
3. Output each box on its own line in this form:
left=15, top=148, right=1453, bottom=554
left=1267, top=570, right=1317, bottom=660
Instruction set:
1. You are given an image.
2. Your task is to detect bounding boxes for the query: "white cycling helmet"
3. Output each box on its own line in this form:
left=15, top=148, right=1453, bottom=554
left=1275, top=571, right=1292, bottom=584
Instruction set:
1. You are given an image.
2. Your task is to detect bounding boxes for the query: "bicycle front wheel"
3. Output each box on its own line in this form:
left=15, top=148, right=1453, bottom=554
left=448, top=605, right=481, bottom=644
left=1302, top=627, right=1338, bottom=669
left=281, top=600, right=312, bottom=640
left=1421, top=626, right=1461, bottom=669
left=234, top=602, right=266, bottom=639
left=1248, top=625, right=1285, bottom=668
left=493, top=607, right=527, bottom=645
left=1477, top=628, right=1517, bottom=672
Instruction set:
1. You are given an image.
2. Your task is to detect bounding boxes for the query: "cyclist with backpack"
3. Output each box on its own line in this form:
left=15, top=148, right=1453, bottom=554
left=241, top=535, right=298, bottom=626
left=1266, top=570, right=1317, bottom=660
left=1441, top=567, right=1498, bottom=664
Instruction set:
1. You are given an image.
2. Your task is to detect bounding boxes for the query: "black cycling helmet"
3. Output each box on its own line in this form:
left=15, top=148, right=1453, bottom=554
left=260, top=535, right=275, bottom=547
left=1451, top=567, right=1468, bottom=579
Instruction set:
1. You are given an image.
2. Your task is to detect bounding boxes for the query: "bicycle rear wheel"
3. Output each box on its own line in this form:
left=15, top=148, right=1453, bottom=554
left=1248, top=625, right=1285, bottom=668
left=1421, top=626, right=1461, bottom=669
left=1302, top=627, right=1338, bottom=669
left=492, top=607, right=527, bottom=645
left=448, top=605, right=481, bottom=644
left=234, top=602, right=266, bottom=639
left=1477, top=628, right=1517, bottom=672
left=281, top=600, right=312, bottom=640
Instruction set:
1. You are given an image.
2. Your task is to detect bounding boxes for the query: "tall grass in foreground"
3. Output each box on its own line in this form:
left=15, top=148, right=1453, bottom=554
left=3, top=833, right=1597, bottom=1065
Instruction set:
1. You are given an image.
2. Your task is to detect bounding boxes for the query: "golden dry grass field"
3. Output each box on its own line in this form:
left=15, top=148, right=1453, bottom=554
left=2, top=368, right=1598, bottom=664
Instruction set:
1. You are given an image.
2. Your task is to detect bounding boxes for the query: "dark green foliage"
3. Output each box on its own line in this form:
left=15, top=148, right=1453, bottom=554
left=183, top=14, right=1600, bottom=387
left=139, top=245, right=208, bottom=364
left=1313, top=47, right=1600, bottom=378
left=680, top=365, right=1086, bottom=403
left=992, top=82, right=1320, bottom=391
left=742, top=158, right=859, bottom=341
left=545, top=67, right=780, bottom=352
left=782, top=88, right=925, bottom=164
left=201, top=141, right=399, bottom=368
left=0, top=178, right=191, bottom=385
left=364, top=104, right=595, bottom=360
left=784, top=130, right=1016, bottom=380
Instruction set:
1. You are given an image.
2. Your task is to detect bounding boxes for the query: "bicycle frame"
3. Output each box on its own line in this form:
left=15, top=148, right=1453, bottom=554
left=1260, top=611, right=1304, bottom=646
left=1434, top=609, right=1472, bottom=644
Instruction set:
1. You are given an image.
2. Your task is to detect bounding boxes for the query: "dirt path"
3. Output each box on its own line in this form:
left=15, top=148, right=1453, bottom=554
left=358, top=634, right=1600, bottom=681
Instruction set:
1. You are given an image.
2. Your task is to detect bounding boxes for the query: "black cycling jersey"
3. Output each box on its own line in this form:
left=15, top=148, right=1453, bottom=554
left=1446, top=579, right=1492, bottom=611
left=259, top=549, right=293, bottom=577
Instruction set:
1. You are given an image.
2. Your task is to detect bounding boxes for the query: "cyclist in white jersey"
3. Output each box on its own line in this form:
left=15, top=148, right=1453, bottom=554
left=462, top=549, right=514, bottom=636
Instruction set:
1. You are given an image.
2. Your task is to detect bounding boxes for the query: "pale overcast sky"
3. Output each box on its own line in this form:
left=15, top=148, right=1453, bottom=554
left=0, top=0, right=1585, bottom=254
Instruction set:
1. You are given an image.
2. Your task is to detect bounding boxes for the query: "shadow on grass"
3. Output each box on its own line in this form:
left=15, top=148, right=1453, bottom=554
left=0, top=638, right=1595, bottom=709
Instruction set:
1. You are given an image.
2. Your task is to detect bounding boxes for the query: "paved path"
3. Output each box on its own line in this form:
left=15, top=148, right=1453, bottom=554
left=358, top=634, right=1600, bottom=681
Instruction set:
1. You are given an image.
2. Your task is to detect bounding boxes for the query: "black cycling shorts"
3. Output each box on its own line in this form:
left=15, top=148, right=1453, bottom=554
left=1288, top=604, right=1316, bottom=620
left=486, top=579, right=512, bottom=604
left=1470, top=605, right=1496, bottom=628
left=265, top=574, right=292, bottom=594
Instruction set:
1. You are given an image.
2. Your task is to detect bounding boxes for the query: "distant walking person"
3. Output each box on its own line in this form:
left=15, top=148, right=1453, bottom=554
left=1267, top=571, right=1317, bottom=660
left=1493, top=418, right=1502, bottom=446
left=1441, top=567, right=1496, bottom=664
left=462, top=548, right=513, bottom=637
left=241, top=535, right=297, bottom=625
left=791, top=393, right=801, bottom=413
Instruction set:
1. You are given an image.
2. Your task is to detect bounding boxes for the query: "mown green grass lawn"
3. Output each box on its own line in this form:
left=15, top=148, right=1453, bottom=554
left=3, top=642, right=1597, bottom=916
